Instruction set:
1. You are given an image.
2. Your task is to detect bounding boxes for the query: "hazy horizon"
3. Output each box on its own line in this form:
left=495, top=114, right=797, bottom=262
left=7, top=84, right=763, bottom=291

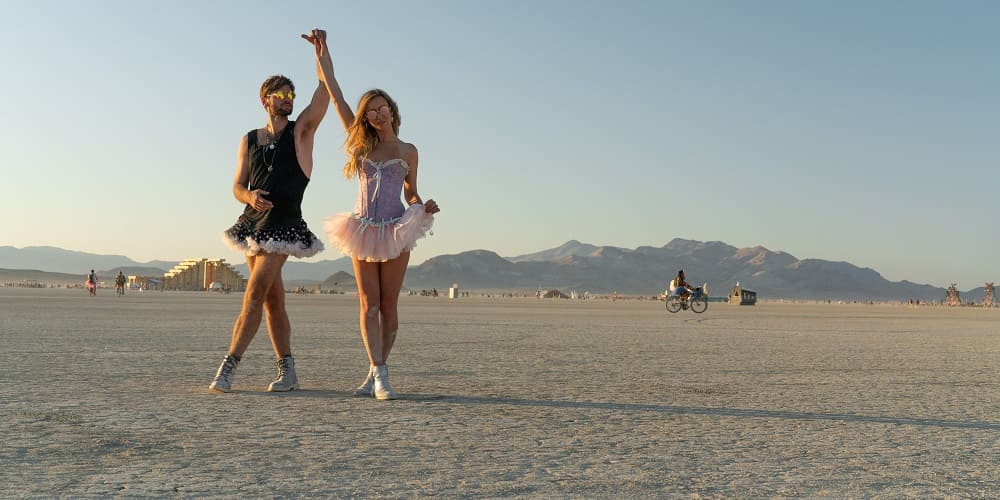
left=3, top=1, right=997, bottom=288
left=4, top=239, right=995, bottom=292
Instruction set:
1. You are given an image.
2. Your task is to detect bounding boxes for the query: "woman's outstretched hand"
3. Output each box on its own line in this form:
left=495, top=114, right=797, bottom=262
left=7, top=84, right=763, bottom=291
left=424, top=199, right=440, bottom=214
left=301, top=28, right=327, bottom=58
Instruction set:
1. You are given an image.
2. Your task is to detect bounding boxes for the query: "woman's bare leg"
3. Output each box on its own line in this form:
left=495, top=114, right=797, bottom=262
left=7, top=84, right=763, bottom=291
left=353, top=258, right=383, bottom=366
left=378, top=251, right=410, bottom=362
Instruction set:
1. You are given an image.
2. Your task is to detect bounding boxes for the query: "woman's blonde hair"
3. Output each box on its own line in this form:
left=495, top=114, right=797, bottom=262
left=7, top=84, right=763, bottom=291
left=343, top=89, right=400, bottom=178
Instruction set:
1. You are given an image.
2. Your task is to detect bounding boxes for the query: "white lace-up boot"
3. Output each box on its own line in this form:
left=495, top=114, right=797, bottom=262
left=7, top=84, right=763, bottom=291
left=373, top=364, right=397, bottom=400
left=267, top=355, right=299, bottom=392
left=209, top=355, right=239, bottom=393
left=352, top=365, right=375, bottom=397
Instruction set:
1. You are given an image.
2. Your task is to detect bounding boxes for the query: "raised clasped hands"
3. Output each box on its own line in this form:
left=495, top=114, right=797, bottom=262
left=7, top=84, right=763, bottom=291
left=301, top=28, right=327, bottom=57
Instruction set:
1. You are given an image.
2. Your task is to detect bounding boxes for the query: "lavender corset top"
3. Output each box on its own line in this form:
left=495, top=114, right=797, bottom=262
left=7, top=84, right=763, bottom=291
left=353, top=158, right=410, bottom=225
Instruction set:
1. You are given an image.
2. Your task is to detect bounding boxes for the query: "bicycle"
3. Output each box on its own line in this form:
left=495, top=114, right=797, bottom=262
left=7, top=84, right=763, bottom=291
left=665, top=283, right=709, bottom=314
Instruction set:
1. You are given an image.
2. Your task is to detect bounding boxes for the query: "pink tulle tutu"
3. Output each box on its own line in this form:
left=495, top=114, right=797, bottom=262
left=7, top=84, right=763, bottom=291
left=324, top=204, right=434, bottom=262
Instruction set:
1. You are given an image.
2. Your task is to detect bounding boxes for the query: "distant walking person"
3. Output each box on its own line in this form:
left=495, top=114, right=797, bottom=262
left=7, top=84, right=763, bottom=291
left=209, top=29, right=332, bottom=393
left=86, top=270, right=97, bottom=297
left=311, top=29, right=439, bottom=400
left=114, top=271, right=127, bottom=296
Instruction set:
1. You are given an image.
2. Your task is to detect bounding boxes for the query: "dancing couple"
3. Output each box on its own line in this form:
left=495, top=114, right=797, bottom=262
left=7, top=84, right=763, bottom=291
left=209, top=29, right=440, bottom=400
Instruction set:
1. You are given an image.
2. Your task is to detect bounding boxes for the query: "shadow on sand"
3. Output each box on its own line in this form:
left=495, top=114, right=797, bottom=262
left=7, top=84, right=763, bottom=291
left=419, top=394, right=1000, bottom=431
left=232, top=389, right=1000, bottom=430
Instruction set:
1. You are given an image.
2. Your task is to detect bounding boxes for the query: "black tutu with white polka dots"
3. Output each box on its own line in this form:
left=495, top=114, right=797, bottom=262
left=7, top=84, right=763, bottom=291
left=222, top=218, right=324, bottom=258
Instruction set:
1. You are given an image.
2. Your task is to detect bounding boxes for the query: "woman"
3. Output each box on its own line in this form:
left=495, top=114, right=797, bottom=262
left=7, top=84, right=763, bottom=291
left=86, top=270, right=97, bottom=297
left=671, top=270, right=701, bottom=309
left=309, top=30, right=439, bottom=400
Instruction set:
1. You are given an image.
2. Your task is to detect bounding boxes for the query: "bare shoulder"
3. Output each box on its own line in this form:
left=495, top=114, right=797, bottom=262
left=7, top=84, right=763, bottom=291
left=237, top=133, right=250, bottom=152
left=401, top=141, right=418, bottom=164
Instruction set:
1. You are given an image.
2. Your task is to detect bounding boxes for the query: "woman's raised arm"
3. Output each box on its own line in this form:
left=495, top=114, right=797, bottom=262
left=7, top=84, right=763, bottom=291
left=302, top=29, right=355, bottom=132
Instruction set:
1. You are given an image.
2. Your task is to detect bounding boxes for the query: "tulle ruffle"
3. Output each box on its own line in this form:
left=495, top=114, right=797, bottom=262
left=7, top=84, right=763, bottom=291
left=222, top=220, right=324, bottom=258
left=324, top=204, right=434, bottom=262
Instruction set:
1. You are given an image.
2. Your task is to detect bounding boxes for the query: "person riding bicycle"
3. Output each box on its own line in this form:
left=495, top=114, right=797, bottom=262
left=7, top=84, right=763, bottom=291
left=670, top=270, right=699, bottom=304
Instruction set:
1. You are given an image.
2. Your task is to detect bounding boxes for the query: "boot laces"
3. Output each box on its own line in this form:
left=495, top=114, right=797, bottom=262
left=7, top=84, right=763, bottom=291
left=276, top=358, right=290, bottom=377
left=219, top=358, right=237, bottom=376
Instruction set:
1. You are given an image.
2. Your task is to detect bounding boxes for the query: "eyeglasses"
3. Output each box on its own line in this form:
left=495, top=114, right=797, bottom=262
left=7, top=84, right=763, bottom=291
left=268, top=90, right=296, bottom=100
left=366, top=105, right=390, bottom=121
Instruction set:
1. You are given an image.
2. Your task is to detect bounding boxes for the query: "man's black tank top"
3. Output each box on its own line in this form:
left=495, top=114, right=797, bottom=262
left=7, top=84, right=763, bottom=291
left=239, top=121, right=310, bottom=231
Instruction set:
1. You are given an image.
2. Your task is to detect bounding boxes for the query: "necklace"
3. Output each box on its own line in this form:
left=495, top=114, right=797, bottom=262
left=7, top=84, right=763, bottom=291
left=262, top=126, right=285, bottom=173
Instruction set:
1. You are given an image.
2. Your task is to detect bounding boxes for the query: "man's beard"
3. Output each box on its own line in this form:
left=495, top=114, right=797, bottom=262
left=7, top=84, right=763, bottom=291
left=272, top=106, right=292, bottom=117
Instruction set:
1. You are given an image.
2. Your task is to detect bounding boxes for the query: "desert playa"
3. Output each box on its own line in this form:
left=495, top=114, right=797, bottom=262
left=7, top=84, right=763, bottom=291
left=2, top=287, right=998, bottom=497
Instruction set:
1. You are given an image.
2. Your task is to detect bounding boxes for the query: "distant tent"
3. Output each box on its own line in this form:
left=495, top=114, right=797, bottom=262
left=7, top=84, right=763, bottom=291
left=209, top=281, right=224, bottom=291
left=542, top=289, right=569, bottom=299
left=322, top=271, right=355, bottom=287
left=321, top=271, right=356, bottom=294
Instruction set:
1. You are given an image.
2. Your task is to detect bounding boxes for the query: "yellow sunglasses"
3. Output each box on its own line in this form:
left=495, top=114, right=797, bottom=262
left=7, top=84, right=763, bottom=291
left=268, top=90, right=296, bottom=100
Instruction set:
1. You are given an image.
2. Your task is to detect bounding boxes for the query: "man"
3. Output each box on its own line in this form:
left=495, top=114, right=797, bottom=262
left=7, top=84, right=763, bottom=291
left=114, top=271, right=126, bottom=296
left=210, top=29, right=332, bottom=393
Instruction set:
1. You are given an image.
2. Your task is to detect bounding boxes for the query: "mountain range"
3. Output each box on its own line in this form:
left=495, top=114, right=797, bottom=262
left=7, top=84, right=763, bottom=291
left=406, top=239, right=977, bottom=301
left=1, top=241, right=989, bottom=301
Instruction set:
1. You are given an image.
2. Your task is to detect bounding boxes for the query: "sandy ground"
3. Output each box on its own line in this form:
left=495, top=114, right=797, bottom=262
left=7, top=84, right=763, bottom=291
left=1, top=287, right=998, bottom=498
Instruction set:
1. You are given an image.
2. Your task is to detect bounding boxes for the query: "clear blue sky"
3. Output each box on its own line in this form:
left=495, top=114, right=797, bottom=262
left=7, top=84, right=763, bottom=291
left=2, top=1, right=997, bottom=288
